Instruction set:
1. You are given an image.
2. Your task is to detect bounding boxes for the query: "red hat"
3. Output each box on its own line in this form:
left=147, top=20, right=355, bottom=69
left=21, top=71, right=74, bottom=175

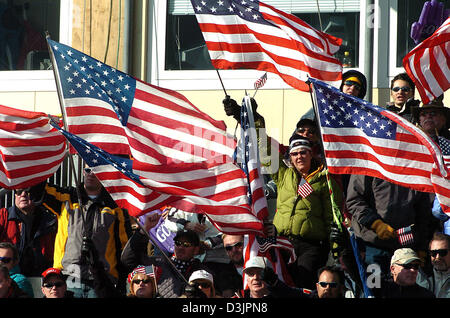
left=41, top=268, right=65, bottom=283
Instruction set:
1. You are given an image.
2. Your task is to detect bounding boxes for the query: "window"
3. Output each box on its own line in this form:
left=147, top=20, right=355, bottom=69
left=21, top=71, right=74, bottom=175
left=165, top=0, right=360, bottom=71
left=0, top=0, right=60, bottom=71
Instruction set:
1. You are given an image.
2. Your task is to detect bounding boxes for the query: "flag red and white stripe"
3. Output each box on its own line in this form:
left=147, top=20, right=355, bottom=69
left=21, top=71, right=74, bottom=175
left=191, top=0, right=342, bottom=92
left=310, top=78, right=450, bottom=215
left=48, top=39, right=265, bottom=235
left=254, top=72, right=267, bottom=90
left=403, top=16, right=450, bottom=105
left=0, top=105, right=66, bottom=189
left=396, top=225, right=414, bottom=246
left=243, top=234, right=296, bottom=289
left=297, top=177, right=314, bottom=198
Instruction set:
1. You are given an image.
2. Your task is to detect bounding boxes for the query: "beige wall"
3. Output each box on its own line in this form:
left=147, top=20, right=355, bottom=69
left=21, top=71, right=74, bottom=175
left=182, top=89, right=312, bottom=145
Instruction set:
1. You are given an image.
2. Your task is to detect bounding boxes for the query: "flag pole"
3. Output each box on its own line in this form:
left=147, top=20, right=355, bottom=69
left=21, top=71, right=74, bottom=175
left=216, top=69, right=228, bottom=97
left=306, top=80, right=343, bottom=230
left=307, top=80, right=373, bottom=297
left=45, top=33, right=89, bottom=236
left=134, top=218, right=190, bottom=285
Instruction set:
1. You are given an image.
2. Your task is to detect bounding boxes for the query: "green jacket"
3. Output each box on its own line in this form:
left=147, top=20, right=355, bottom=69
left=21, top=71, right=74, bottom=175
left=272, top=160, right=341, bottom=242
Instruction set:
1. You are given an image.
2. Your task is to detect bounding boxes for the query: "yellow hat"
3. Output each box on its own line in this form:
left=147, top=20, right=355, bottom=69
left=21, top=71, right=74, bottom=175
left=344, top=76, right=362, bottom=85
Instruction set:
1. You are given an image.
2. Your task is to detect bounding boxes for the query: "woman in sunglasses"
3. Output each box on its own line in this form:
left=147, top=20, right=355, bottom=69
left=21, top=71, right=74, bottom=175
left=271, top=134, right=343, bottom=290
left=127, top=265, right=158, bottom=298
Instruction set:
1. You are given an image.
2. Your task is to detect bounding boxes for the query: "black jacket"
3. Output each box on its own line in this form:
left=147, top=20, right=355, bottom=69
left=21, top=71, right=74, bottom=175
left=373, top=278, right=435, bottom=298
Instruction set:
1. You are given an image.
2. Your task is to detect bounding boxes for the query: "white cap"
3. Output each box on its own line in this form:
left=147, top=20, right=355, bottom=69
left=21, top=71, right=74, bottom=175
left=243, top=256, right=268, bottom=272
left=188, top=270, right=214, bottom=284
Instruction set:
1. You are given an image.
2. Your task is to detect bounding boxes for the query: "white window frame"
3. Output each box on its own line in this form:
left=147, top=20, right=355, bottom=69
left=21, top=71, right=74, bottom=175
left=151, top=0, right=367, bottom=91
left=0, top=0, right=72, bottom=92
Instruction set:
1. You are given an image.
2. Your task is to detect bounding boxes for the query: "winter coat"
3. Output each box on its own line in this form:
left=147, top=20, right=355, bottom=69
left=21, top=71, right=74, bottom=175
left=272, top=160, right=341, bottom=242
left=346, top=175, right=432, bottom=250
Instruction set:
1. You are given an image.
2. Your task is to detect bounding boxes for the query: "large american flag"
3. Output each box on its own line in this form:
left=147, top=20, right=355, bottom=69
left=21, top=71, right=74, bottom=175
left=403, top=16, right=450, bottom=105
left=190, top=0, right=343, bottom=91
left=237, top=96, right=295, bottom=287
left=309, top=78, right=450, bottom=215
left=47, top=39, right=264, bottom=235
left=237, top=96, right=268, bottom=220
left=0, top=105, right=66, bottom=189
left=48, top=39, right=235, bottom=163
left=51, top=123, right=265, bottom=235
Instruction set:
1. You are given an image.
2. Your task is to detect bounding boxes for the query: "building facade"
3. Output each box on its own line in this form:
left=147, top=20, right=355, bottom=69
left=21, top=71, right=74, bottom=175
left=0, top=0, right=448, bottom=145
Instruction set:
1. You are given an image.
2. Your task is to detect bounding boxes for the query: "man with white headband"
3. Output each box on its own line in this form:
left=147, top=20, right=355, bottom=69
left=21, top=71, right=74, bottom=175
left=271, top=134, right=343, bottom=290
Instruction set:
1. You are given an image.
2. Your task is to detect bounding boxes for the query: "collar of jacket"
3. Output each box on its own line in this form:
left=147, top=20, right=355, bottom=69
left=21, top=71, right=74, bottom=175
left=7, top=205, right=56, bottom=237
left=78, top=183, right=117, bottom=208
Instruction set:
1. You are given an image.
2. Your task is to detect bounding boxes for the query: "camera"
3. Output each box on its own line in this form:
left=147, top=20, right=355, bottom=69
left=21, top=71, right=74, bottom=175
left=184, top=282, right=207, bottom=298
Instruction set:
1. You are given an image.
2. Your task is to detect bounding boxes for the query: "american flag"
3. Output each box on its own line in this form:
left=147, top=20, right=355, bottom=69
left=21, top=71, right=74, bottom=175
left=297, top=177, right=314, bottom=198
left=0, top=105, right=66, bottom=189
left=190, top=0, right=343, bottom=91
left=254, top=72, right=267, bottom=90
left=309, top=78, right=450, bottom=215
left=396, top=225, right=414, bottom=247
left=47, top=39, right=265, bottom=235
left=403, top=17, right=450, bottom=105
left=236, top=95, right=268, bottom=220
left=438, top=136, right=450, bottom=168
left=47, top=39, right=236, bottom=163
left=237, top=95, right=295, bottom=287
left=243, top=234, right=296, bottom=289
left=50, top=123, right=265, bottom=235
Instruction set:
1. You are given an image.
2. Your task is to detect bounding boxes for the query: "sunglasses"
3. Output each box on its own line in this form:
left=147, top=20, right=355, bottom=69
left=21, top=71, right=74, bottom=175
left=132, top=278, right=152, bottom=285
left=197, top=282, right=212, bottom=289
left=0, top=257, right=12, bottom=264
left=296, top=127, right=316, bottom=135
left=15, top=189, right=30, bottom=196
left=391, top=86, right=411, bottom=93
left=225, top=241, right=244, bottom=251
left=174, top=240, right=194, bottom=248
left=43, top=282, right=65, bottom=288
left=343, top=81, right=361, bottom=90
left=290, top=150, right=309, bottom=157
left=396, top=263, right=420, bottom=270
left=430, top=249, right=449, bottom=258
left=318, top=281, right=338, bottom=288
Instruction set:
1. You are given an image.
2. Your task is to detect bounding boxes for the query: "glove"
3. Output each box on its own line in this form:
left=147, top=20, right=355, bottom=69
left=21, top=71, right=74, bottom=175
left=223, top=96, right=240, bottom=120
left=371, top=219, right=397, bottom=240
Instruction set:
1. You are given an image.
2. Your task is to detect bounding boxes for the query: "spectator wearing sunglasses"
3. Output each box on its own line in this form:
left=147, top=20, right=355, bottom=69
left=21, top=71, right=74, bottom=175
left=0, top=242, right=34, bottom=297
left=417, top=232, right=450, bottom=298
left=315, top=265, right=346, bottom=298
left=0, top=187, right=57, bottom=278
left=203, top=234, right=245, bottom=298
left=121, top=229, right=209, bottom=298
left=27, top=164, right=133, bottom=298
left=183, top=269, right=221, bottom=298
left=373, top=248, right=434, bottom=298
left=339, top=70, right=367, bottom=99
left=0, top=264, right=30, bottom=298
left=127, top=265, right=158, bottom=298
left=270, top=135, right=343, bottom=290
left=41, top=267, right=74, bottom=298
left=386, top=72, right=420, bottom=123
